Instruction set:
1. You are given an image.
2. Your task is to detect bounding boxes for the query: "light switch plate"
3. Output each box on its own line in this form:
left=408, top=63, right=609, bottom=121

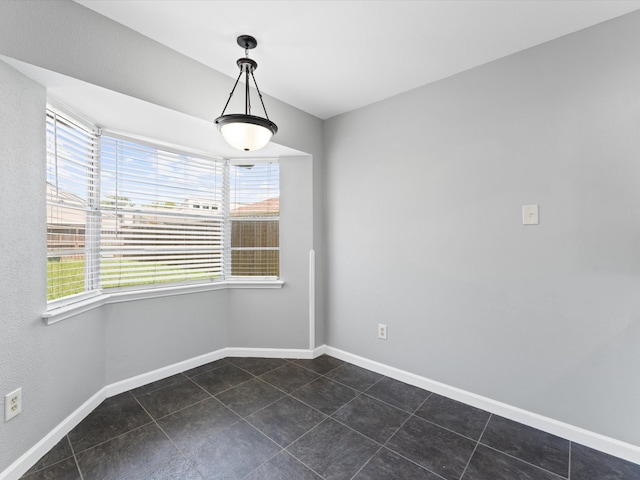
left=522, top=205, right=539, bottom=225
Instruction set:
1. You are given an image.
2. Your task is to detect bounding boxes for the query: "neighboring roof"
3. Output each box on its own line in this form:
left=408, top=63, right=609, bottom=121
left=231, top=197, right=279, bottom=216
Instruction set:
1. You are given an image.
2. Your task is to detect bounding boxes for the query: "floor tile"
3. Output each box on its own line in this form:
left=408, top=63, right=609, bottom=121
left=20, top=457, right=81, bottom=480
left=292, top=377, right=359, bottom=415
left=190, top=363, right=253, bottom=395
left=247, top=396, right=327, bottom=447
left=354, top=448, right=442, bottom=480
left=76, top=423, right=202, bottom=480
left=130, top=373, right=186, bottom=396
left=293, top=355, right=345, bottom=374
left=225, top=357, right=289, bottom=376
left=414, top=393, right=490, bottom=440
left=182, top=359, right=229, bottom=378
left=462, top=444, right=564, bottom=480
left=215, top=378, right=285, bottom=417
left=570, top=443, right=640, bottom=480
left=259, top=362, right=321, bottom=393
left=365, top=377, right=431, bottom=412
left=243, top=451, right=322, bottom=480
left=67, top=392, right=152, bottom=453
left=480, top=415, right=569, bottom=478
left=135, top=378, right=210, bottom=419
left=288, top=418, right=379, bottom=480
left=332, top=394, right=410, bottom=443
left=157, top=397, right=241, bottom=452
left=23, top=436, right=73, bottom=475
left=180, top=420, right=280, bottom=480
left=24, top=356, right=634, bottom=480
left=325, top=363, right=384, bottom=391
left=386, top=415, right=476, bottom=480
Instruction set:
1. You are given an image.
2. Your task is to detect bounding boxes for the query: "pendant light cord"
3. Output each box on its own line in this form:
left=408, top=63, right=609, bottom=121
left=251, top=71, right=271, bottom=121
left=219, top=68, right=271, bottom=120
left=219, top=70, right=243, bottom=117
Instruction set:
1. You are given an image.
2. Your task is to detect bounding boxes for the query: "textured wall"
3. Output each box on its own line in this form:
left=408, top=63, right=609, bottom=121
left=324, top=11, right=640, bottom=445
left=228, top=155, right=314, bottom=349
left=0, top=0, right=323, bottom=474
left=0, top=61, right=107, bottom=473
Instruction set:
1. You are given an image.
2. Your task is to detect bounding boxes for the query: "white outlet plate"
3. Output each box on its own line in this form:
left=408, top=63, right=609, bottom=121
left=5, top=388, right=22, bottom=422
left=378, top=323, right=388, bottom=340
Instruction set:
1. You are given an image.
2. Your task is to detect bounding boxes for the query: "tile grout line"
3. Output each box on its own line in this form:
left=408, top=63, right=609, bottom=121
left=142, top=361, right=300, bottom=479
left=320, top=380, right=457, bottom=480
left=189, top=371, right=255, bottom=398
left=186, top=358, right=324, bottom=479
left=18, top=438, right=77, bottom=478
left=475, top=442, right=569, bottom=479
left=34, top=355, right=591, bottom=480
left=458, top=413, right=492, bottom=480
left=67, top=418, right=157, bottom=458
left=226, top=365, right=336, bottom=479
left=228, top=419, right=288, bottom=478
left=66, top=434, right=86, bottom=480
left=368, top=391, right=453, bottom=480
left=131, top=391, right=208, bottom=480
left=316, top=362, right=386, bottom=392
left=237, top=421, right=327, bottom=480
left=195, top=357, right=365, bottom=479
left=212, top=362, right=316, bottom=419
left=283, top=358, right=454, bottom=478
left=282, top=416, right=377, bottom=480
left=129, top=372, right=190, bottom=397
left=181, top=358, right=230, bottom=380
left=349, top=445, right=384, bottom=480
left=278, top=365, right=388, bottom=475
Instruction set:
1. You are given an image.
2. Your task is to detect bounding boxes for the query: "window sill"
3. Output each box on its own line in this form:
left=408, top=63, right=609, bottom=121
left=42, top=279, right=284, bottom=326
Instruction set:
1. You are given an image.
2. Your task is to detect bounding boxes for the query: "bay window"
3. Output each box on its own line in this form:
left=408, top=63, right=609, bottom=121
left=46, top=107, right=280, bottom=306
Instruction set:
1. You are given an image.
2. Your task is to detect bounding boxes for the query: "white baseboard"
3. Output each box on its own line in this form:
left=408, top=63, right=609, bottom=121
left=104, top=349, right=229, bottom=397
left=0, top=346, right=319, bottom=480
left=0, top=389, right=107, bottom=480
left=5, top=344, right=638, bottom=480
left=325, top=346, right=640, bottom=466
left=312, top=344, right=327, bottom=358
left=106, top=347, right=320, bottom=398
left=225, top=347, right=317, bottom=359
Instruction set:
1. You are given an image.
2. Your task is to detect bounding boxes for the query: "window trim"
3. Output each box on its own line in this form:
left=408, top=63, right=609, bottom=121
left=44, top=106, right=283, bottom=324
left=42, top=279, right=284, bottom=325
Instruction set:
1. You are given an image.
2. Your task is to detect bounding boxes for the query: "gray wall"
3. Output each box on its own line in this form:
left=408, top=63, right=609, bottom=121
left=324, top=11, right=640, bottom=446
left=228, top=155, right=314, bottom=349
left=104, top=292, right=229, bottom=384
left=0, top=0, right=322, bottom=473
left=3, top=0, right=640, bottom=472
left=0, top=61, right=107, bottom=474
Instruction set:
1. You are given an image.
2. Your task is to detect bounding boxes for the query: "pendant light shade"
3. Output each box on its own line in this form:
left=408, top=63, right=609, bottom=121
left=215, top=35, right=278, bottom=152
left=216, top=114, right=277, bottom=152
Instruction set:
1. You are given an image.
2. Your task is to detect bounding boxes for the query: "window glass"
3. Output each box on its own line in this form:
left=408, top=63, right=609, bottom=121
left=46, top=108, right=280, bottom=303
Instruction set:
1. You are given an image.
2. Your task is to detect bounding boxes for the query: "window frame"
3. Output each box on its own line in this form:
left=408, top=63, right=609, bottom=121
left=44, top=106, right=282, bottom=324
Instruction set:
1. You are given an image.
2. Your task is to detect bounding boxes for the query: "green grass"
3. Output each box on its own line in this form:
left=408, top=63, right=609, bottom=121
left=47, top=258, right=220, bottom=301
left=47, top=258, right=85, bottom=300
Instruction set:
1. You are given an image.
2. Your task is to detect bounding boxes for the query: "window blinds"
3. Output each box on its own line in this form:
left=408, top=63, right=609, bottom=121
left=46, top=108, right=280, bottom=303
left=99, top=136, right=225, bottom=289
left=229, top=162, right=280, bottom=277
left=46, top=111, right=99, bottom=300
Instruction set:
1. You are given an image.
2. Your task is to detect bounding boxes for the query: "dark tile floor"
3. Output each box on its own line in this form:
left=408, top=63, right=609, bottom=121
left=21, top=355, right=640, bottom=480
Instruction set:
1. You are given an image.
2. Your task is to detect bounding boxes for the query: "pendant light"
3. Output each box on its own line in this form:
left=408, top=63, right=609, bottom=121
left=215, top=35, right=278, bottom=151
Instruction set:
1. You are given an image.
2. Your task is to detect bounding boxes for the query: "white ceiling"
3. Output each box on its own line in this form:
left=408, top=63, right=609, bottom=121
left=75, top=0, right=640, bottom=120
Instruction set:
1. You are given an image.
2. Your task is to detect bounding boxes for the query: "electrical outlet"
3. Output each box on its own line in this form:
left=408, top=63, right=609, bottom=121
left=378, top=323, right=388, bottom=340
left=5, top=388, right=22, bottom=422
